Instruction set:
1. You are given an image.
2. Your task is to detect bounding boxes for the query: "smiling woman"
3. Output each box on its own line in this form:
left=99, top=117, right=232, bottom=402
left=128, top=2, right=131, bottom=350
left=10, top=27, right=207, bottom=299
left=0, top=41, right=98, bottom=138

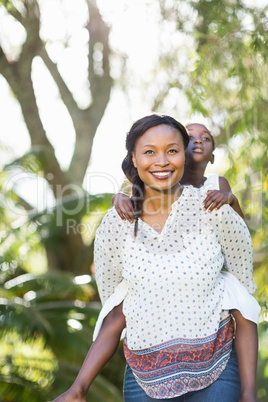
left=132, top=124, right=185, bottom=192
left=122, top=115, right=189, bottom=235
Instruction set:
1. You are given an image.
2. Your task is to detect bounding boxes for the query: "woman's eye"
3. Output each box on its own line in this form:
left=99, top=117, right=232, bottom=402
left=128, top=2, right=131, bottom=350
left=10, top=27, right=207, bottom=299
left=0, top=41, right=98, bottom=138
left=144, top=150, right=154, bottom=154
left=168, top=149, right=178, bottom=154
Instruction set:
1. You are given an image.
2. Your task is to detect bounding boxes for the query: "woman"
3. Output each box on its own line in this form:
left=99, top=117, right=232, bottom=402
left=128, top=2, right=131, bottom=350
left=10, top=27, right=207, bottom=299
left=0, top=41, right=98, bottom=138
left=111, top=120, right=260, bottom=401
left=53, top=114, right=259, bottom=401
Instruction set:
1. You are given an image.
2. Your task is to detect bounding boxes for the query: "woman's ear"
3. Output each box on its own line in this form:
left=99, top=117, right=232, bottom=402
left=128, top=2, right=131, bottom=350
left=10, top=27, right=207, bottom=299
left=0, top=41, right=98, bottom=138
left=210, top=153, right=215, bottom=164
left=132, top=152, right=137, bottom=168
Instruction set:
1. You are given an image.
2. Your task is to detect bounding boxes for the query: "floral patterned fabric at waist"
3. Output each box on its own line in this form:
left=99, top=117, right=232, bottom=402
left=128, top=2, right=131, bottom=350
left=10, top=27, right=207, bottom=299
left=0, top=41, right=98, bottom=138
left=123, top=315, right=234, bottom=399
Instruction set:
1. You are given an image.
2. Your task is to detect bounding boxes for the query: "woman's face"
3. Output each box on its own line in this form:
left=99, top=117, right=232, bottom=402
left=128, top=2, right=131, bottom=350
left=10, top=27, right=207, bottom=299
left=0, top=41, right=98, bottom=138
left=186, top=123, right=214, bottom=164
left=132, top=124, right=185, bottom=194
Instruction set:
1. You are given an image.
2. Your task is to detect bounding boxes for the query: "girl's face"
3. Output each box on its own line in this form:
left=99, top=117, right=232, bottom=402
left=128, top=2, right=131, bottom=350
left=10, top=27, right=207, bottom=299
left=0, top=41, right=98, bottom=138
left=132, top=124, right=185, bottom=194
left=186, top=124, right=214, bottom=164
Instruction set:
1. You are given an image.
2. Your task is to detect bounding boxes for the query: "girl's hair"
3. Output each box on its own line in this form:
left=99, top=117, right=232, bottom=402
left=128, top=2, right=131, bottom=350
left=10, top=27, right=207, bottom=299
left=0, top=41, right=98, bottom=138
left=122, top=114, right=189, bottom=235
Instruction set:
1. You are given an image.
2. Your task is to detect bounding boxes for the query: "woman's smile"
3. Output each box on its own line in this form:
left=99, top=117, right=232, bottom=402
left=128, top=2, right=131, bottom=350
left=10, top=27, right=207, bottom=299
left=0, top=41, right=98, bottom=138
left=150, top=170, right=174, bottom=179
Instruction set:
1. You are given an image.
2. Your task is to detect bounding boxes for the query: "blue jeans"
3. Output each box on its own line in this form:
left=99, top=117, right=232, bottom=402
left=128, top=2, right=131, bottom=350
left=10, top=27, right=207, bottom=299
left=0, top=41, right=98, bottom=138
left=123, top=346, right=241, bottom=401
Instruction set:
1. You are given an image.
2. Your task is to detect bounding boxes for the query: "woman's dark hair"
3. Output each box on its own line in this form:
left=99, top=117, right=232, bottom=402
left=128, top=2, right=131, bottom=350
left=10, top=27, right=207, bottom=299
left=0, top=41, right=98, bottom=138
left=122, top=114, right=189, bottom=236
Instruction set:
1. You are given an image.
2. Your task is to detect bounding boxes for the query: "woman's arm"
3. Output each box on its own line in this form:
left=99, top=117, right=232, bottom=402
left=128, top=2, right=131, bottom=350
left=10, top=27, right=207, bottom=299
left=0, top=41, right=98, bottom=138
left=203, top=176, right=245, bottom=219
left=231, top=309, right=258, bottom=402
left=52, top=303, right=125, bottom=401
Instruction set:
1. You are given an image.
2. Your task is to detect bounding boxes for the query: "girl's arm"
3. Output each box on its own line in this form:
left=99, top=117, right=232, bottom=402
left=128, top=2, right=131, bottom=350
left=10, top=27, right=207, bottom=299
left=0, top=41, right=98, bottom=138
left=111, top=193, right=135, bottom=222
left=214, top=207, right=258, bottom=401
left=231, top=309, right=258, bottom=402
left=52, top=303, right=125, bottom=401
left=203, top=176, right=245, bottom=219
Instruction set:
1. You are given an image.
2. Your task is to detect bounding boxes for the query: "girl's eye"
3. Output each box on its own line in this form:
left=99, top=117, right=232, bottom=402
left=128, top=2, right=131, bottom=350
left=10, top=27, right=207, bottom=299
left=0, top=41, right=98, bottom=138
left=189, top=135, right=194, bottom=140
left=168, top=149, right=178, bottom=154
left=202, top=137, right=211, bottom=142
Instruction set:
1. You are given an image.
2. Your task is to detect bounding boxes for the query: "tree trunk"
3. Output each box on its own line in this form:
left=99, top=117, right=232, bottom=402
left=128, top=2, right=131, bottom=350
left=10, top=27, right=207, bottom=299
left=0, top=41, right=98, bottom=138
left=0, top=0, right=113, bottom=273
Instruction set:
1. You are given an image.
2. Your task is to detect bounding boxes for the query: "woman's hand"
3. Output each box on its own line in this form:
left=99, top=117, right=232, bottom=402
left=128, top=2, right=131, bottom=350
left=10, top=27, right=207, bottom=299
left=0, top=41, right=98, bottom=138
left=51, top=386, right=87, bottom=401
left=111, top=193, right=135, bottom=223
left=239, top=392, right=257, bottom=402
left=203, top=190, right=235, bottom=212
left=51, top=303, right=125, bottom=402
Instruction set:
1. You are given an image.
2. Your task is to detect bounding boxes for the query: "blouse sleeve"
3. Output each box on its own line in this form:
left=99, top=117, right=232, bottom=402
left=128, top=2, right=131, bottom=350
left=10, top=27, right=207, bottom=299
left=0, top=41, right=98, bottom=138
left=212, top=205, right=257, bottom=294
left=92, top=211, right=127, bottom=341
left=94, top=223, right=124, bottom=306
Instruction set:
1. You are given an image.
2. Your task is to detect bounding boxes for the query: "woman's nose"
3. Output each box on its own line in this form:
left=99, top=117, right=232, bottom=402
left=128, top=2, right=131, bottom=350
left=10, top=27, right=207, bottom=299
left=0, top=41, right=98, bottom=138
left=155, top=155, right=169, bottom=166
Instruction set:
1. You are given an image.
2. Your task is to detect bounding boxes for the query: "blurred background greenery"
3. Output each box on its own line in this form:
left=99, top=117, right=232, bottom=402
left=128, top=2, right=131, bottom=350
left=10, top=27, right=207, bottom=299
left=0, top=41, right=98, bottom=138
left=0, top=0, right=267, bottom=400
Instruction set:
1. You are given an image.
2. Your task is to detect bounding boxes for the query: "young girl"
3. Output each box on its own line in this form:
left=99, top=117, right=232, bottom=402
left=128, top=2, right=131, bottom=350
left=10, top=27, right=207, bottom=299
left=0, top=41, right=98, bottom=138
left=53, top=116, right=259, bottom=402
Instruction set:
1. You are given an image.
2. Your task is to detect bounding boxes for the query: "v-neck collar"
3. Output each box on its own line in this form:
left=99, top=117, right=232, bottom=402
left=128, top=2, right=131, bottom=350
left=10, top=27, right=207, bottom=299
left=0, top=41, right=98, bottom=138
left=138, top=187, right=187, bottom=237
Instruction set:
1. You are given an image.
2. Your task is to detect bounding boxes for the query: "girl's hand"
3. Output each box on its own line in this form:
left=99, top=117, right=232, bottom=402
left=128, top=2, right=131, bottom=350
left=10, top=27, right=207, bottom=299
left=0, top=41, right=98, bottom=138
left=111, top=193, right=135, bottom=223
left=203, top=190, right=235, bottom=212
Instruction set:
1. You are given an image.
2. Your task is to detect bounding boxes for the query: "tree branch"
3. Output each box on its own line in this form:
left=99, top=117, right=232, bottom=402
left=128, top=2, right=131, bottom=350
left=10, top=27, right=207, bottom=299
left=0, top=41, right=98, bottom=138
left=87, top=0, right=113, bottom=117
left=67, top=0, right=113, bottom=183
left=0, top=1, right=25, bottom=25
left=39, top=46, right=81, bottom=117
left=0, top=45, right=11, bottom=71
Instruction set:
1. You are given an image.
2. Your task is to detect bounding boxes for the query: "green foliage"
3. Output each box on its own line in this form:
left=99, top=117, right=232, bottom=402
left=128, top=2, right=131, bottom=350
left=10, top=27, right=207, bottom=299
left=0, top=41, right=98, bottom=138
left=0, top=168, right=124, bottom=400
left=158, top=0, right=268, bottom=141
left=0, top=332, right=57, bottom=402
left=0, top=270, right=124, bottom=401
left=1, top=153, right=114, bottom=273
left=5, top=147, right=45, bottom=174
left=257, top=321, right=268, bottom=401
